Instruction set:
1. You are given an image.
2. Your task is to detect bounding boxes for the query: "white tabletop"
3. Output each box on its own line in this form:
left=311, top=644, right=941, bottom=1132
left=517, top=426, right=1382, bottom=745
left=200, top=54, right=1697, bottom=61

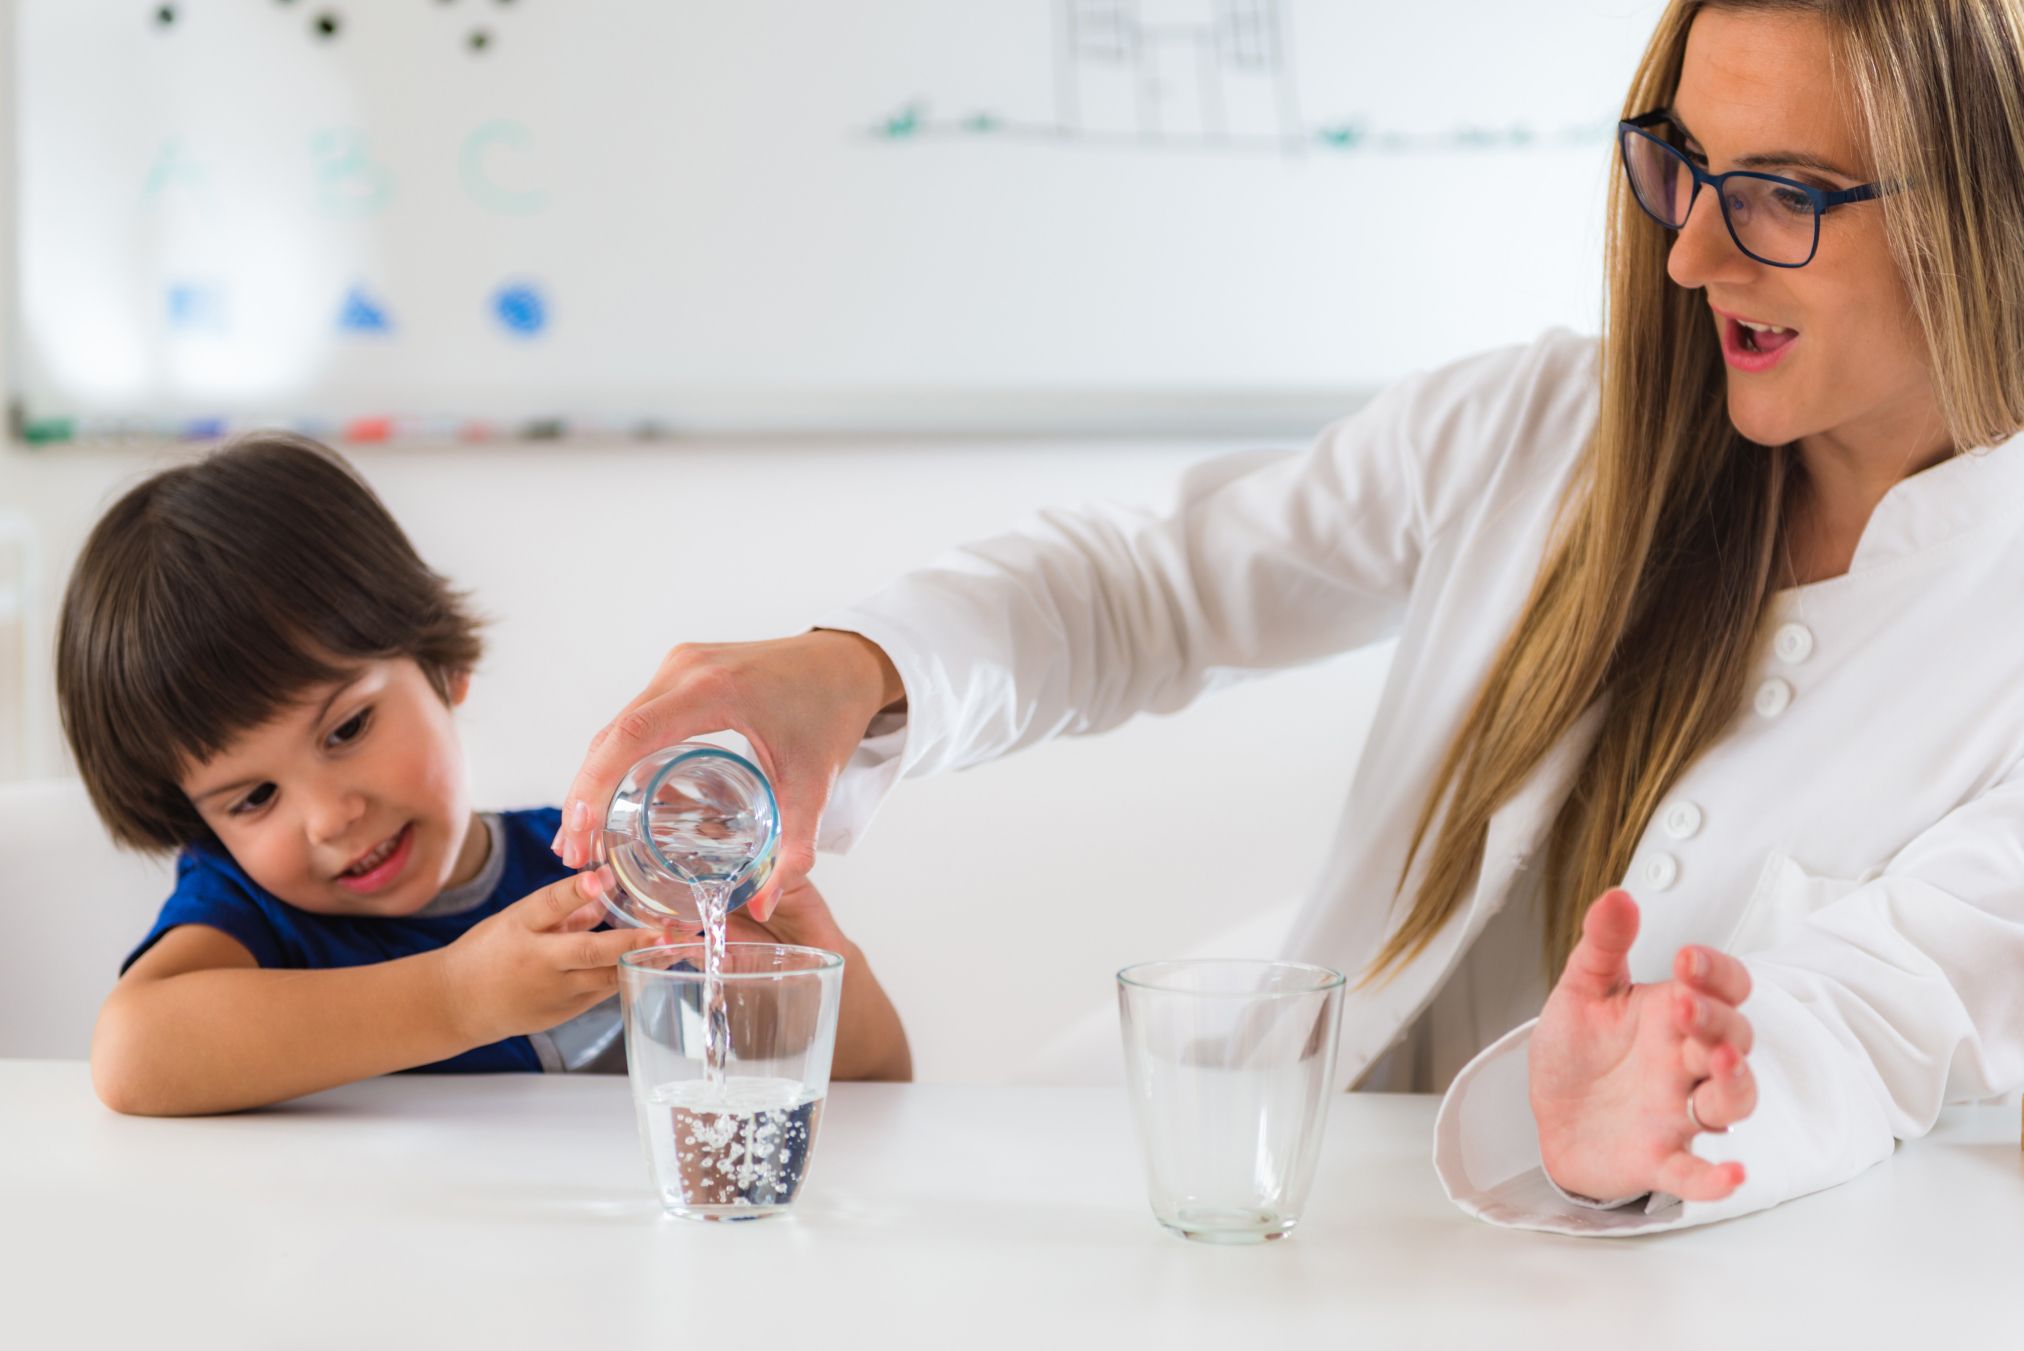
left=3, top=1061, right=2018, bottom=1348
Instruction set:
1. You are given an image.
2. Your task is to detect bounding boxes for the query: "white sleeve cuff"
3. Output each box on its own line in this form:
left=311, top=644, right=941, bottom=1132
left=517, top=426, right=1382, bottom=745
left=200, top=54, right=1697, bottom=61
left=1432, top=1019, right=1698, bottom=1235
left=807, top=612, right=923, bottom=855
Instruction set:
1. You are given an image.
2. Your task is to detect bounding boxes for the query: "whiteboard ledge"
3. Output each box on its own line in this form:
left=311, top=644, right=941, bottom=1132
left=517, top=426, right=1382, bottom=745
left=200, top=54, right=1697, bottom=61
left=10, top=387, right=1380, bottom=447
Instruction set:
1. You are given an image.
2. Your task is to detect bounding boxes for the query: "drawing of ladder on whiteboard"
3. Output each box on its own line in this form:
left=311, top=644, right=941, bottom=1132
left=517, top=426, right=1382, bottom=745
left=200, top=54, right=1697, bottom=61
left=1057, top=0, right=1302, bottom=146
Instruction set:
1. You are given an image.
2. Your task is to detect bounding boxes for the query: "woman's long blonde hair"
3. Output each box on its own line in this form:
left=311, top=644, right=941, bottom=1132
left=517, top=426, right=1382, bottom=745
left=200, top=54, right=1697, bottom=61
left=1368, top=0, right=2024, bottom=984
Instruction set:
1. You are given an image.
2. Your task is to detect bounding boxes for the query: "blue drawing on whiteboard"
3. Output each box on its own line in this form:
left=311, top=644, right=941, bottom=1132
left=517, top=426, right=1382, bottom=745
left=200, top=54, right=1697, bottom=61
left=493, top=284, right=548, bottom=337
left=338, top=286, right=392, bottom=334
left=461, top=120, right=549, bottom=215
left=312, top=128, right=395, bottom=217
left=167, top=282, right=227, bottom=333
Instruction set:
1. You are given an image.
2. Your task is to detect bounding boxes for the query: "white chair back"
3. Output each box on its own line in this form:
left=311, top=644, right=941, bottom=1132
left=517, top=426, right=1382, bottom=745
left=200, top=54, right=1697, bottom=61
left=0, top=779, right=177, bottom=1059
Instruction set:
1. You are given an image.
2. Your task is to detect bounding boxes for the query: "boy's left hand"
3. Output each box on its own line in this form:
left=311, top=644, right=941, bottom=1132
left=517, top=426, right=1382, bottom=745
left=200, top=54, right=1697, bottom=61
left=720, top=874, right=852, bottom=955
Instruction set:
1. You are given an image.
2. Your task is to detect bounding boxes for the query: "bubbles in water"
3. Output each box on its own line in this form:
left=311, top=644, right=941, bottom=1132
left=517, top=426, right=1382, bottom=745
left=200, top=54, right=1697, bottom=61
left=641, top=1077, right=824, bottom=1215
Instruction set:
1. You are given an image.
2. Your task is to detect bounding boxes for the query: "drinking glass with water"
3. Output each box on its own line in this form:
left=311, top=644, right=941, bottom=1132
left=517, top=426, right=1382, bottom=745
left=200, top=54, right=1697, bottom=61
left=1117, top=959, right=1346, bottom=1243
left=620, top=943, right=844, bottom=1221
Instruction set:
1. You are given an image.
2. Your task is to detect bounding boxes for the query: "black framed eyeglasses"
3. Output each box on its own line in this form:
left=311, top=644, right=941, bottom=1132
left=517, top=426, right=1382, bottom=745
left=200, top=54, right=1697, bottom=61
left=1618, top=111, right=1892, bottom=268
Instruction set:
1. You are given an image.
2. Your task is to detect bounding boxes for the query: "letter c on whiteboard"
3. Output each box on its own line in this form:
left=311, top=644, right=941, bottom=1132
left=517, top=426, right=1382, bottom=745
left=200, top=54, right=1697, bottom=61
left=460, top=118, right=549, bottom=216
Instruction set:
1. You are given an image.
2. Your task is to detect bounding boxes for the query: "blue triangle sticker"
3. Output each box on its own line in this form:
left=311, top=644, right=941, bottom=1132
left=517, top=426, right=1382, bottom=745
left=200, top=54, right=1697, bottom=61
left=338, top=285, right=392, bottom=334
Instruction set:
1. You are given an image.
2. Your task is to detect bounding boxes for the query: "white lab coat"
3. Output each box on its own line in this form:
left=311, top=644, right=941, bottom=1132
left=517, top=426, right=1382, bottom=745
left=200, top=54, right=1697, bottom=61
left=815, top=328, right=2024, bottom=1236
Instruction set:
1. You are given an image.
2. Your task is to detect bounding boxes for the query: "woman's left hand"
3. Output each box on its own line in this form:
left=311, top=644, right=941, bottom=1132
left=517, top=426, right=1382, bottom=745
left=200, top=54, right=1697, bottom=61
left=1526, top=889, right=1758, bottom=1204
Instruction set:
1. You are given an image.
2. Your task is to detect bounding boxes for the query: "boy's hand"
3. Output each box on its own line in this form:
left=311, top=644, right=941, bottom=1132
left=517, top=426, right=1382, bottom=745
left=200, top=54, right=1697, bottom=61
left=722, top=873, right=851, bottom=955
left=436, top=868, right=662, bottom=1046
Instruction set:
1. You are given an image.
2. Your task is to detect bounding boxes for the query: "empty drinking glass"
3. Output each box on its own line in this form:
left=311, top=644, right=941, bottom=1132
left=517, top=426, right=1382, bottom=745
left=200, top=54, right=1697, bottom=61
left=620, top=943, right=844, bottom=1221
left=1117, top=959, right=1346, bottom=1243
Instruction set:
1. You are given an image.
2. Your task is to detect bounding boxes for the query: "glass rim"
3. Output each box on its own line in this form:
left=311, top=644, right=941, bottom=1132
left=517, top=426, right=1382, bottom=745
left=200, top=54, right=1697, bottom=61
left=641, top=744, right=780, bottom=880
left=1116, top=957, right=1346, bottom=997
left=619, top=941, right=844, bottom=980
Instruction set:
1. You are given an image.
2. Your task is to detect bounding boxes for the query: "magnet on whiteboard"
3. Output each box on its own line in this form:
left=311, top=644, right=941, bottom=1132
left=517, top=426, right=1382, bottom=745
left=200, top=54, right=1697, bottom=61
left=493, top=283, right=549, bottom=336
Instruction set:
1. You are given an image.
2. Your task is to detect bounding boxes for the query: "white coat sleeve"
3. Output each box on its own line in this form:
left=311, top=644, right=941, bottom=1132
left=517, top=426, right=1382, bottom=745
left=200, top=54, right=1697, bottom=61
left=813, top=331, right=1597, bottom=851
left=1431, top=758, right=2024, bottom=1236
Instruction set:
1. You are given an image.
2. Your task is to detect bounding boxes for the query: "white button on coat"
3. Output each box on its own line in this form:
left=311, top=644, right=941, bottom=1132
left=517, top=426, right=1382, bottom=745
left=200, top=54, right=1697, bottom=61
left=1754, top=678, right=1793, bottom=718
left=1643, top=853, right=1680, bottom=891
left=1774, top=622, right=1814, bottom=663
left=1663, top=801, right=1703, bottom=839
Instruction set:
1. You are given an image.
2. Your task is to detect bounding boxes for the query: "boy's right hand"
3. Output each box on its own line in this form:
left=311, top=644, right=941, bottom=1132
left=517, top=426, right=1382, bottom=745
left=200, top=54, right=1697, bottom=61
left=436, top=868, right=663, bottom=1046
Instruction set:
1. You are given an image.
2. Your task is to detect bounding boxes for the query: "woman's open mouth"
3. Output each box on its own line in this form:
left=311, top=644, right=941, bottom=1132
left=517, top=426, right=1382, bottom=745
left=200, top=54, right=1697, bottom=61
left=1719, top=313, right=1800, bottom=372
left=336, top=822, right=415, bottom=894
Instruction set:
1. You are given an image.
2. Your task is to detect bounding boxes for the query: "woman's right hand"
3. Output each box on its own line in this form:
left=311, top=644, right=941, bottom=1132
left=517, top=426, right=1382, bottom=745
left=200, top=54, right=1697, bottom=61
left=553, top=630, right=905, bottom=918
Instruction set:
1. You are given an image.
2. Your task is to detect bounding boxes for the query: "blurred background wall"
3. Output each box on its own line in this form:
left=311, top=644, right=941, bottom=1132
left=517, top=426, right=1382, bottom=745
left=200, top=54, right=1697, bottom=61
left=0, top=0, right=1648, bottom=1076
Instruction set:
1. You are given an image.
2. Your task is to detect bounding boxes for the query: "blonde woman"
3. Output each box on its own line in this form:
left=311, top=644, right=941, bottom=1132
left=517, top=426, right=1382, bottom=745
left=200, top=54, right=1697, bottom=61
left=558, top=0, right=2024, bottom=1234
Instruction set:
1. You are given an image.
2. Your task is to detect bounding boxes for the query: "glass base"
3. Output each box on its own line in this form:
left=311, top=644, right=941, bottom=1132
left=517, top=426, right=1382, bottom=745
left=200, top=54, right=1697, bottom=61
left=1158, top=1208, right=1297, bottom=1244
left=662, top=1201, right=793, bottom=1223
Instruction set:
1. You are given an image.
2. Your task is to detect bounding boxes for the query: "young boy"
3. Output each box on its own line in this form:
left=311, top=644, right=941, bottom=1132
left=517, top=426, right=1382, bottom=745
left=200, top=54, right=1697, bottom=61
left=62, top=433, right=910, bottom=1115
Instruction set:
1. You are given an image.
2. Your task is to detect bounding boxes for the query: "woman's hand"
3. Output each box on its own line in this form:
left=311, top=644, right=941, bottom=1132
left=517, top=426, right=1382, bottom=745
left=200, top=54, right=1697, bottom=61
left=555, top=631, right=905, bottom=919
left=435, top=868, right=659, bottom=1046
left=1527, top=889, right=1758, bottom=1204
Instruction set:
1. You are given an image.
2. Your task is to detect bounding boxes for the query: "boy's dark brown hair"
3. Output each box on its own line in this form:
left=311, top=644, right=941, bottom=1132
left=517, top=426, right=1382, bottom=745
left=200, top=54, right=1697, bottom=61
left=57, top=432, right=483, bottom=852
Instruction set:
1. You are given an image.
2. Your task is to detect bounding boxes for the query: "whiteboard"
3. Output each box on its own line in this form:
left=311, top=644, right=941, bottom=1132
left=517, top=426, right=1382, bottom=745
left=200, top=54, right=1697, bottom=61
left=9, top=0, right=1661, bottom=440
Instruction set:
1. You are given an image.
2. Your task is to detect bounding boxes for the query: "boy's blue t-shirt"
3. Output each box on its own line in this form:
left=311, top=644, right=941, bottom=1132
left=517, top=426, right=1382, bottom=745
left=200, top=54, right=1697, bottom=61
left=122, top=806, right=571, bottom=1074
